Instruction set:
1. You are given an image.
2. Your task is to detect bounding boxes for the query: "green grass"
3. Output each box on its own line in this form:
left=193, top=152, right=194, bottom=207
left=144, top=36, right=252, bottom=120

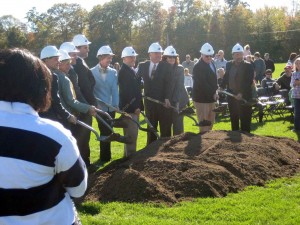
left=78, top=63, right=300, bottom=224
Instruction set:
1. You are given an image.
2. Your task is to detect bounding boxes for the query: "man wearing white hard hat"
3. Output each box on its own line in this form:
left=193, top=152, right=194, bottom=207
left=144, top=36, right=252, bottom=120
left=162, top=45, right=189, bottom=135
left=60, top=42, right=87, bottom=105
left=55, top=49, right=97, bottom=128
left=136, top=42, right=173, bottom=145
left=220, top=43, right=254, bottom=133
left=39, top=45, right=77, bottom=128
left=72, top=34, right=96, bottom=167
left=118, top=46, right=143, bottom=157
left=91, top=45, right=119, bottom=162
left=192, top=42, right=218, bottom=133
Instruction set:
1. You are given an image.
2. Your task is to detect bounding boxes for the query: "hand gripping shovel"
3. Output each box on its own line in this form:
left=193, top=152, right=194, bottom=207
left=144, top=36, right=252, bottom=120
left=76, top=119, right=130, bottom=144
left=143, top=96, right=179, bottom=113
left=95, top=97, right=157, bottom=134
left=178, top=107, right=202, bottom=126
left=93, top=111, right=131, bottom=144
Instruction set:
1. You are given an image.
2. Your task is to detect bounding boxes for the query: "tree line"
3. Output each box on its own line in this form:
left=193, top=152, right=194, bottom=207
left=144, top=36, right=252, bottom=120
left=0, top=0, right=299, bottom=66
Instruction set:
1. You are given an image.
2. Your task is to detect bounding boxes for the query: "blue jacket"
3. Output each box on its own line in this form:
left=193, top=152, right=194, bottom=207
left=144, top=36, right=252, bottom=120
left=91, top=64, right=119, bottom=112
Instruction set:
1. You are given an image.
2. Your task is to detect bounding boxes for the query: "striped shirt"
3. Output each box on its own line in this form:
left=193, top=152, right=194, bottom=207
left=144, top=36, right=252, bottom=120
left=291, top=71, right=300, bottom=99
left=0, top=101, right=87, bottom=225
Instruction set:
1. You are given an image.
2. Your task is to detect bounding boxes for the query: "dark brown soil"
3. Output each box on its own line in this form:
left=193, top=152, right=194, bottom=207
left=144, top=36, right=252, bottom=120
left=84, top=130, right=300, bottom=204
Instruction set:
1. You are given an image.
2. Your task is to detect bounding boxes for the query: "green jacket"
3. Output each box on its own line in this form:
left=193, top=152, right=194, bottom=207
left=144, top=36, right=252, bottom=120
left=55, top=70, right=90, bottom=114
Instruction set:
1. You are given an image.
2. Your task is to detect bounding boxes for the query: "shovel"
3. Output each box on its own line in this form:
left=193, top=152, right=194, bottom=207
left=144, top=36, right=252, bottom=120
left=140, top=111, right=160, bottom=139
left=95, top=97, right=158, bottom=134
left=218, top=90, right=257, bottom=106
left=178, top=107, right=201, bottom=126
left=143, top=96, right=179, bottom=113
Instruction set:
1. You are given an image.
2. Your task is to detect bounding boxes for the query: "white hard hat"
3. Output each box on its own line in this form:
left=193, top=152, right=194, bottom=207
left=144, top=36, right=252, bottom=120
left=163, top=46, right=178, bottom=56
left=232, top=43, right=244, bottom=53
left=121, top=46, right=138, bottom=58
left=58, top=49, right=71, bottom=61
left=96, top=45, right=115, bottom=57
left=200, top=43, right=214, bottom=55
left=59, top=42, right=79, bottom=53
left=148, top=42, right=163, bottom=53
left=40, top=45, right=61, bottom=60
left=72, top=34, right=91, bottom=47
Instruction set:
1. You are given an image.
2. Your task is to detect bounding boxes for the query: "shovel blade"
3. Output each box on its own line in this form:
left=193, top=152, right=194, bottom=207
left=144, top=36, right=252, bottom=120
left=112, top=118, right=128, bottom=128
left=99, top=133, right=132, bottom=144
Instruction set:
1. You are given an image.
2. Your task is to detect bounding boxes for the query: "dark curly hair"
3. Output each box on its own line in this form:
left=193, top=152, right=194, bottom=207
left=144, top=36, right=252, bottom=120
left=0, top=48, right=52, bottom=112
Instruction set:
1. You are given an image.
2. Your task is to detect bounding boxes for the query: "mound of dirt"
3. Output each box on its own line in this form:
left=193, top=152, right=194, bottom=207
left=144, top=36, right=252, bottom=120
left=84, top=130, right=300, bottom=204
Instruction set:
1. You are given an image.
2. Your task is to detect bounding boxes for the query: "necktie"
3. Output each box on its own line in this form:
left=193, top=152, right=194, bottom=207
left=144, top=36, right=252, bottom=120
left=151, top=64, right=156, bottom=79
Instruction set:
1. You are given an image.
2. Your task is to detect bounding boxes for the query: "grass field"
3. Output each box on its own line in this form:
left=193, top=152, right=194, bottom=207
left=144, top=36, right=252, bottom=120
left=78, top=63, right=300, bottom=224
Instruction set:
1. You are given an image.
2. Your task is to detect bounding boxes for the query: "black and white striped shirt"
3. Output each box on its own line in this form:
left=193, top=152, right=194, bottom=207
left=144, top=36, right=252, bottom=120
left=0, top=101, right=87, bottom=224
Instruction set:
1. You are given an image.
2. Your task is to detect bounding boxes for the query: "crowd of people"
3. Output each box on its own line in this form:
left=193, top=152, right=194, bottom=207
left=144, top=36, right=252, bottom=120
left=1, top=35, right=300, bottom=224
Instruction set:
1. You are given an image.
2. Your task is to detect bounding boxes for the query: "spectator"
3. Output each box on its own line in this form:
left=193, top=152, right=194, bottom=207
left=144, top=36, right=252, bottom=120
left=214, top=50, right=227, bottom=70
left=114, top=62, right=120, bottom=74
left=253, top=52, right=266, bottom=84
left=91, top=45, right=119, bottom=162
left=243, top=44, right=251, bottom=58
left=274, top=64, right=293, bottom=104
left=192, top=43, right=218, bottom=133
left=290, top=58, right=300, bottom=133
left=288, top=52, right=298, bottom=65
left=261, top=69, right=275, bottom=96
left=220, top=43, right=254, bottom=133
left=0, top=48, right=87, bottom=225
left=184, top=67, right=193, bottom=87
left=182, top=54, right=195, bottom=75
left=264, top=53, right=275, bottom=72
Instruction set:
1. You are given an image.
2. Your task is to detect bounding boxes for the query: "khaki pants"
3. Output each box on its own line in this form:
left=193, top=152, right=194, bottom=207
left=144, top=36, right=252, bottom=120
left=123, top=114, right=139, bottom=157
left=193, top=102, right=216, bottom=133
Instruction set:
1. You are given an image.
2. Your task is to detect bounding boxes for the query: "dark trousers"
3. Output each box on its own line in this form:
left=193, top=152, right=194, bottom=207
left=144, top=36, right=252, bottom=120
left=145, top=101, right=172, bottom=145
left=172, top=111, right=184, bottom=135
left=294, top=98, right=300, bottom=131
left=96, top=111, right=115, bottom=161
left=71, top=113, right=92, bottom=166
left=228, top=96, right=252, bottom=133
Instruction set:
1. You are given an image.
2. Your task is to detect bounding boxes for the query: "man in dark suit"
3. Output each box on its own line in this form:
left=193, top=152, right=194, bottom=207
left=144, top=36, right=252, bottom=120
left=72, top=34, right=96, bottom=166
left=137, top=42, right=172, bottom=145
left=220, top=43, right=254, bottom=133
left=118, top=46, right=143, bottom=156
left=192, top=43, right=218, bottom=134
left=39, top=45, right=76, bottom=128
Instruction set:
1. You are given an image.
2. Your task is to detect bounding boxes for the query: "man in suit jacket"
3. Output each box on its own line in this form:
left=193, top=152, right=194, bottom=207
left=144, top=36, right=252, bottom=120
left=118, top=46, right=143, bottom=156
left=137, top=42, right=173, bottom=145
left=39, top=45, right=76, bottom=129
left=220, top=43, right=254, bottom=133
left=192, top=43, right=218, bottom=133
left=91, top=45, right=119, bottom=162
left=72, top=34, right=96, bottom=166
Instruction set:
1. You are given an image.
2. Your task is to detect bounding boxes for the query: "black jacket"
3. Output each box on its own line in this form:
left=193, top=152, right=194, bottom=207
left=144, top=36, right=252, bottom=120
left=68, top=67, right=88, bottom=104
left=39, top=72, right=70, bottom=125
left=73, top=57, right=96, bottom=106
left=220, top=60, right=254, bottom=101
left=118, top=63, right=143, bottom=113
left=192, top=59, right=218, bottom=103
left=137, top=60, right=172, bottom=102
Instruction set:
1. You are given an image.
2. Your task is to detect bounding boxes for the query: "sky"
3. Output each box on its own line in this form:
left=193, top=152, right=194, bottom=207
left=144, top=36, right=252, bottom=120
left=0, top=0, right=292, bottom=22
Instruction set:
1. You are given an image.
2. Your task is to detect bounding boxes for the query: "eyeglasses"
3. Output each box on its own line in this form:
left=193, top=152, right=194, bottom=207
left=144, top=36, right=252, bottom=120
left=167, top=56, right=176, bottom=59
left=204, top=55, right=213, bottom=58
